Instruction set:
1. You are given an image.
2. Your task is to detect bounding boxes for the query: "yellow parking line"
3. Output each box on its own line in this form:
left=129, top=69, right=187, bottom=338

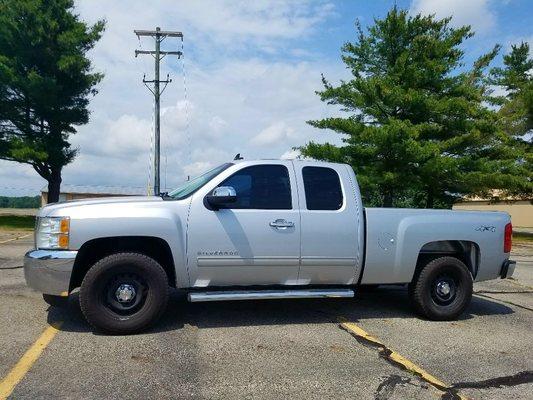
left=0, top=234, right=31, bottom=245
left=0, top=323, right=61, bottom=400
left=339, top=319, right=468, bottom=400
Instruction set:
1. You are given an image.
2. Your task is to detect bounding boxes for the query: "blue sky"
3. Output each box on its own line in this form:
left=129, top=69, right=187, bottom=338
left=237, top=0, right=533, bottom=67
left=1, top=0, right=531, bottom=196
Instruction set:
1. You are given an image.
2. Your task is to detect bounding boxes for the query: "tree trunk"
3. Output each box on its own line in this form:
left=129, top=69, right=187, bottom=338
left=383, top=189, right=393, bottom=207
left=46, top=168, right=62, bottom=204
left=425, top=189, right=434, bottom=209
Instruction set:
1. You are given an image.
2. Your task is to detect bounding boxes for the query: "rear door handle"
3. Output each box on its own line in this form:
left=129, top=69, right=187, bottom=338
left=269, top=219, right=294, bottom=229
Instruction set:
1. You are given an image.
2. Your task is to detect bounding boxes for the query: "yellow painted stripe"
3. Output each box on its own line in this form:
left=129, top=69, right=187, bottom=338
left=339, top=320, right=469, bottom=400
left=0, top=234, right=31, bottom=245
left=0, top=323, right=61, bottom=400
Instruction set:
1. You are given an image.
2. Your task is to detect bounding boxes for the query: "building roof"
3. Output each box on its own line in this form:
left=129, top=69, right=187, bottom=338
left=41, top=184, right=147, bottom=196
left=456, top=189, right=532, bottom=203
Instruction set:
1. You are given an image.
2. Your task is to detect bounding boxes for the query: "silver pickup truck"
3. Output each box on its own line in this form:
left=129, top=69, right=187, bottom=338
left=24, top=160, right=515, bottom=333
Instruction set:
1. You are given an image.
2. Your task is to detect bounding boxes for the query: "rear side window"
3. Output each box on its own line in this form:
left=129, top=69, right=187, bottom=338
left=220, top=165, right=292, bottom=209
left=302, top=166, right=343, bottom=210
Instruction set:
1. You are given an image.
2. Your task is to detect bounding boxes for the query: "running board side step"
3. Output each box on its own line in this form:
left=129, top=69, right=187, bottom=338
left=188, top=288, right=354, bottom=302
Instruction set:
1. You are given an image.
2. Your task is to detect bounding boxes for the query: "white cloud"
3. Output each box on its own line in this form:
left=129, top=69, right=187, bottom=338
left=208, top=116, right=228, bottom=134
left=250, top=122, right=296, bottom=146
left=0, top=161, right=47, bottom=196
left=76, top=0, right=335, bottom=58
left=410, top=0, right=496, bottom=34
left=175, top=0, right=335, bottom=41
left=182, top=162, right=215, bottom=179
left=162, top=101, right=191, bottom=132
left=101, top=115, right=151, bottom=157
left=1, top=0, right=347, bottom=196
left=280, top=149, right=301, bottom=160
left=504, top=36, right=533, bottom=57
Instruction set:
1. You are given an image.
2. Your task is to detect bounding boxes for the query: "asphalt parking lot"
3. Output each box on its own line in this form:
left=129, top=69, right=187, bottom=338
left=1, top=230, right=532, bottom=400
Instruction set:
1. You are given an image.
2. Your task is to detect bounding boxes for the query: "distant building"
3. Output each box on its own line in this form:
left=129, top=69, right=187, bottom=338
left=453, top=194, right=532, bottom=228
left=40, top=184, right=147, bottom=206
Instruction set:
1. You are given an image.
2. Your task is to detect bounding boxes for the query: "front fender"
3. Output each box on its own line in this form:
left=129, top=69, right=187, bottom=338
left=48, top=199, right=190, bottom=287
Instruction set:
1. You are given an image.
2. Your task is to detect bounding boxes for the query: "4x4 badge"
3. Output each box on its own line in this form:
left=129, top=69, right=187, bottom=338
left=475, top=226, right=496, bottom=232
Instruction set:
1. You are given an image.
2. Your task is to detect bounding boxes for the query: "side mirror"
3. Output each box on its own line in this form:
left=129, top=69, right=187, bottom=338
left=206, top=186, right=237, bottom=209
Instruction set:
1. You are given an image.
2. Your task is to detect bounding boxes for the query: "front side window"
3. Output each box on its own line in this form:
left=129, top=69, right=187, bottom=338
left=302, top=166, right=343, bottom=210
left=218, top=165, right=292, bottom=209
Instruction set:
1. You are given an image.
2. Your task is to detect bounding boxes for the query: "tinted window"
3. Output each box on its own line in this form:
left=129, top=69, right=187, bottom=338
left=218, top=165, right=291, bottom=209
left=302, top=166, right=343, bottom=210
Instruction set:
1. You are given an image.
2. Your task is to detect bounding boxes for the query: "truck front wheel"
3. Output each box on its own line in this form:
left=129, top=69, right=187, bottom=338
left=409, top=256, right=473, bottom=320
left=79, top=252, right=169, bottom=334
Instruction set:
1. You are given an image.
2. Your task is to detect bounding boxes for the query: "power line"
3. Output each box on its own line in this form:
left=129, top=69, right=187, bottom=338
left=136, top=36, right=153, bottom=196
left=134, top=27, right=183, bottom=196
left=180, top=36, right=191, bottom=178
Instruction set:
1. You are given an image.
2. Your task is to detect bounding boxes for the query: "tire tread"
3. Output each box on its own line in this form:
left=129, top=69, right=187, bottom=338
left=80, top=252, right=169, bottom=334
left=410, top=256, right=473, bottom=321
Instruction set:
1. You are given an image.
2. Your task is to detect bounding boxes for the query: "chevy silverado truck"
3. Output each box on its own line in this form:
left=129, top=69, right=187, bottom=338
left=24, top=160, right=515, bottom=333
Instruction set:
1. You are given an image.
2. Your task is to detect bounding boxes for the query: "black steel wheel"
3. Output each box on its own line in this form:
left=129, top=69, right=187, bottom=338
left=409, top=256, right=473, bottom=320
left=80, top=253, right=168, bottom=334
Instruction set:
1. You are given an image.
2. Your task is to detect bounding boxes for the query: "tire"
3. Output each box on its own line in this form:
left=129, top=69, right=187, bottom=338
left=79, top=252, right=169, bottom=334
left=409, top=256, right=473, bottom=321
left=43, top=294, right=68, bottom=308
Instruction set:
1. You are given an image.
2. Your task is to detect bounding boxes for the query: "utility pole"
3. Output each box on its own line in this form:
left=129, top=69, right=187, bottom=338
left=134, top=27, right=183, bottom=195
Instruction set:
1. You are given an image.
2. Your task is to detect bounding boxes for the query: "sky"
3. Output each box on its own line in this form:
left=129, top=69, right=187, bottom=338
left=1, top=0, right=532, bottom=196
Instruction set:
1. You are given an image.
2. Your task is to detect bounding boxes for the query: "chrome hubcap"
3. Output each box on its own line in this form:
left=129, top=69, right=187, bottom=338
left=436, top=281, right=451, bottom=297
left=115, top=284, right=136, bottom=302
left=432, top=275, right=458, bottom=306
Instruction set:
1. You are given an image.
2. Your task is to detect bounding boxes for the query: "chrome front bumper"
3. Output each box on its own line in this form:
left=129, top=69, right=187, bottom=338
left=24, top=250, right=78, bottom=296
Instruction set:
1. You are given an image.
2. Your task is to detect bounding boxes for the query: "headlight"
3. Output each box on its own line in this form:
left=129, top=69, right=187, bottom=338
left=36, top=217, right=70, bottom=249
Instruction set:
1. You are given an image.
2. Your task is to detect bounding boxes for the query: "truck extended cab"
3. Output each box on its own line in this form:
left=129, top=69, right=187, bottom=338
left=24, top=160, right=516, bottom=333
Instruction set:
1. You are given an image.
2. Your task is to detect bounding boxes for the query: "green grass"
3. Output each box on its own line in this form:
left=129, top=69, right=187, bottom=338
left=0, top=215, right=36, bottom=230
left=514, top=232, right=533, bottom=243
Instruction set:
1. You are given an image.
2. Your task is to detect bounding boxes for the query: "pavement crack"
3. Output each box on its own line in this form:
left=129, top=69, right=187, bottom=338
left=506, top=279, right=533, bottom=291
left=0, top=265, right=23, bottom=270
left=374, top=374, right=412, bottom=400
left=337, top=321, right=465, bottom=400
left=475, top=290, right=533, bottom=294
left=451, top=370, right=533, bottom=390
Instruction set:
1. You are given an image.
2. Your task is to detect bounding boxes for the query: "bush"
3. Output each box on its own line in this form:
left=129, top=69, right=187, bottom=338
left=0, top=196, right=40, bottom=209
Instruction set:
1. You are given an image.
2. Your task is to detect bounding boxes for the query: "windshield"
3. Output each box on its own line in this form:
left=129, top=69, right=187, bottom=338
left=167, top=163, right=233, bottom=200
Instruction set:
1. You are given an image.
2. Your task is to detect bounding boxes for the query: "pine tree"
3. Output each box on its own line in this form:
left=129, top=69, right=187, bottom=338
left=0, top=0, right=105, bottom=203
left=301, top=7, right=526, bottom=207
left=490, top=42, right=533, bottom=139
left=489, top=42, right=533, bottom=198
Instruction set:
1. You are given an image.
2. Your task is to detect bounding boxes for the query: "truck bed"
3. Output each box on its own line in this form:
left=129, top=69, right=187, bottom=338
left=361, top=208, right=511, bottom=284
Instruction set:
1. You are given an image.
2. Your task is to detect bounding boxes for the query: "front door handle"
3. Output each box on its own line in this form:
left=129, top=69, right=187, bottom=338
left=269, top=219, right=294, bottom=229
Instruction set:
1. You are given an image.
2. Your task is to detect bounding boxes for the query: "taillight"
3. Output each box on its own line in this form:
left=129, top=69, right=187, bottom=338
left=504, top=222, right=512, bottom=253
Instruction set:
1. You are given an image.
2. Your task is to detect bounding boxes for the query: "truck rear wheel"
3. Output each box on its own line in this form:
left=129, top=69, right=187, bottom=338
left=79, top=252, right=168, bottom=334
left=409, top=256, right=473, bottom=320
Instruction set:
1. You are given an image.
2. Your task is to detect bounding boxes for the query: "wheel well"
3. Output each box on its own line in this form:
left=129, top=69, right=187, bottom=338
left=413, top=240, right=480, bottom=281
left=70, top=236, right=176, bottom=291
